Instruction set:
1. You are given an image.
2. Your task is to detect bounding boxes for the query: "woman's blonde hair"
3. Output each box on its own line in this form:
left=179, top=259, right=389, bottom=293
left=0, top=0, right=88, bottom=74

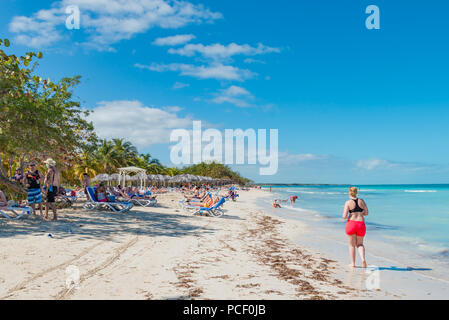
left=349, top=187, right=358, bottom=198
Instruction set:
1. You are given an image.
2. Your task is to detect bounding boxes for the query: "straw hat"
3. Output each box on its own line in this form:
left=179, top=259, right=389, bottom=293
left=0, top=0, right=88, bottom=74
left=43, top=158, right=56, bottom=167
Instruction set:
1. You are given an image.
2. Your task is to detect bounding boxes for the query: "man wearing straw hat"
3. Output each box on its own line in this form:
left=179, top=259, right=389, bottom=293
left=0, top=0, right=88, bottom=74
left=43, top=158, right=60, bottom=221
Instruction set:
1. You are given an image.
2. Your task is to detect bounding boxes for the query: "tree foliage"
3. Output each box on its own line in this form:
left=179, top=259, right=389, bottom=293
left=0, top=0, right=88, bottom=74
left=182, top=162, right=252, bottom=185
left=0, top=38, right=95, bottom=194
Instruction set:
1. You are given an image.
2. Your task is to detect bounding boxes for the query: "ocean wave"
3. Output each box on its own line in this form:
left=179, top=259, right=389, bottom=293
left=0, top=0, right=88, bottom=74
left=297, top=191, right=344, bottom=195
left=404, top=190, right=438, bottom=193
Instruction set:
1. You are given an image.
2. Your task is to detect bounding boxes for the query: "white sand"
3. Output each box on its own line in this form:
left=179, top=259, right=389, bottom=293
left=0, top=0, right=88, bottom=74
left=0, top=189, right=444, bottom=300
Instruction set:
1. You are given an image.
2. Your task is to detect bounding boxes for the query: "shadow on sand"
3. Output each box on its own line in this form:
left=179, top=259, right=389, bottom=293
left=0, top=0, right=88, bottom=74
left=0, top=204, right=216, bottom=241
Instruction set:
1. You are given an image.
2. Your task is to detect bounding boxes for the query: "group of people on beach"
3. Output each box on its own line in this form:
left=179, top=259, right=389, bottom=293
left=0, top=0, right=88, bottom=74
left=3, top=158, right=61, bottom=220
left=182, top=184, right=235, bottom=208
left=272, top=195, right=298, bottom=208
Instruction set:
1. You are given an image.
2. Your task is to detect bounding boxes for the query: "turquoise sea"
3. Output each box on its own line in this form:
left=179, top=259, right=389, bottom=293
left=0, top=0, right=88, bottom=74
left=260, top=184, right=449, bottom=279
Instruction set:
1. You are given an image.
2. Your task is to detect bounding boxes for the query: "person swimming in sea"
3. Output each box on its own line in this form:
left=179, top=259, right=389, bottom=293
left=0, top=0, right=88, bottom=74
left=342, top=187, right=369, bottom=268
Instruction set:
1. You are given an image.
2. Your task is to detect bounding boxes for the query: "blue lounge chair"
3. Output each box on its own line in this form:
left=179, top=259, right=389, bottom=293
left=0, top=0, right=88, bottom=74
left=83, top=187, right=133, bottom=213
left=184, top=197, right=227, bottom=217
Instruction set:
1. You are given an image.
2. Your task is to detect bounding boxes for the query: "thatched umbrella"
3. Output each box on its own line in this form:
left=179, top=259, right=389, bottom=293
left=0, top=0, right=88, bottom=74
left=92, top=173, right=109, bottom=183
left=170, top=174, right=189, bottom=183
left=186, top=174, right=200, bottom=182
left=147, top=174, right=157, bottom=182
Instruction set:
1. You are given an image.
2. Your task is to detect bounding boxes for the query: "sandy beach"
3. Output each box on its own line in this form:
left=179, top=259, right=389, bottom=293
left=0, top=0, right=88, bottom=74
left=0, top=189, right=446, bottom=300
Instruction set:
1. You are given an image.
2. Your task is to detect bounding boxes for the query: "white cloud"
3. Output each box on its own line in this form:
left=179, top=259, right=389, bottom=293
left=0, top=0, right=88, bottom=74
left=173, top=81, right=190, bottom=89
left=168, top=42, right=280, bottom=61
left=9, top=0, right=221, bottom=49
left=278, top=152, right=329, bottom=165
left=355, top=158, right=434, bottom=172
left=135, top=62, right=255, bottom=81
left=9, top=11, right=65, bottom=47
left=356, top=159, right=399, bottom=171
left=86, top=100, right=193, bottom=148
left=211, top=85, right=253, bottom=107
left=244, top=58, right=266, bottom=64
left=153, top=34, right=195, bottom=46
left=162, top=105, right=184, bottom=112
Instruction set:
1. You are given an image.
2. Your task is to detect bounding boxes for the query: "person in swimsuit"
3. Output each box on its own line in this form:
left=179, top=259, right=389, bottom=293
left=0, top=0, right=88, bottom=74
left=272, top=199, right=281, bottom=208
left=342, top=187, right=369, bottom=268
left=12, top=169, right=23, bottom=183
left=22, top=163, right=44, bottom=216
left=43, top=158, right=60, bottom=221
left=95, top=183, right=111, bottom=203
left=290, top=195, right=299, bottom=205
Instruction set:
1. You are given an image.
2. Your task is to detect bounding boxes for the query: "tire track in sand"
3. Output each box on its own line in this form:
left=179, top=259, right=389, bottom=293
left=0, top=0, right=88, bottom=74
left=54, top=236, right=139, bottom=300
left=0, top=241, right=105, bottom=300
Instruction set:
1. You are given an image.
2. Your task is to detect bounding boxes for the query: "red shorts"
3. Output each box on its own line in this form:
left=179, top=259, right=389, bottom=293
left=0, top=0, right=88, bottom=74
left=345, top=220, right=366, bottom=237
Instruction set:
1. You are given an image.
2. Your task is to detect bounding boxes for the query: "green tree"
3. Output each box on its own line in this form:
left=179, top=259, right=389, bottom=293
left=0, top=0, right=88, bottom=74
left=0, top=39, right=95, bottom=194
left=111, top=138, right=138, bottom=167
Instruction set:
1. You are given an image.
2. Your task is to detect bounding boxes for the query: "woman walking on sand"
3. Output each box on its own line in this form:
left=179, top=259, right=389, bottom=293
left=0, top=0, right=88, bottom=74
left=342, top=187, right=369, bottom=268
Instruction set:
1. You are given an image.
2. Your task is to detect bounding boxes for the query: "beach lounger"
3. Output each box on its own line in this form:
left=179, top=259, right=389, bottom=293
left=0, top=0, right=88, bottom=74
left=178, top=192, right=212, bottom=209
left=83, top=187, right=133, bottom=213
left=0, top=206, right=32, bottom=220
left=130, top=197, right=157, bottom=207
left=184, top=197, right=227, bottom=217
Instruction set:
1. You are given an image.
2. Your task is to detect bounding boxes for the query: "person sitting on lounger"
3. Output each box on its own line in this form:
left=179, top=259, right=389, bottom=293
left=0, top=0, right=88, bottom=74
left=188, top=193, right=214, bottom=207
left=95, top=183, right=111, bottom=203
left=184, top=189, right=205, bottom=200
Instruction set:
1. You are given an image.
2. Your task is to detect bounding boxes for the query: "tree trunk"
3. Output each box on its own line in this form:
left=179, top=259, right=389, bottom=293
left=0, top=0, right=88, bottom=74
left=9, top=156, right=13, bottom=178
left=0, top=154, right=7, bottom=177
left=0, top=171, right=27, bottom=195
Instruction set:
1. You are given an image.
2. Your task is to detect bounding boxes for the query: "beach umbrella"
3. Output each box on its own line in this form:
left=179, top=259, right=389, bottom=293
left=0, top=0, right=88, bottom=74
left=92, top=173, right=110, bottom=182
left=170, top=174, right=189, bottom=183
left=109, top=173, right=120, bottom=182
left=186, top=174, right=200, bottom=182
left=147, top=174, right=157, bottom=182
left=135, top=171, right=147, bottom=180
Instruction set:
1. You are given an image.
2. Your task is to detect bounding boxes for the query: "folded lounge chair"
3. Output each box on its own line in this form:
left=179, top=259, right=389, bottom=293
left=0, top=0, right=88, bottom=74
left=83, top=187, right=133, bottom=213
left=0, top=206, right=32, bottom=220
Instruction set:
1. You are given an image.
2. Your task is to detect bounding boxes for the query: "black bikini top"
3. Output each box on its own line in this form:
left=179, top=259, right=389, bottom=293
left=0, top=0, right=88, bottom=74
left=349, top=198, right=364, bottom=213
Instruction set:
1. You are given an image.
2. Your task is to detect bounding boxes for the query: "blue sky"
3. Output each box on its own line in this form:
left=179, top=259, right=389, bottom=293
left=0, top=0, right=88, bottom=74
left=2, top=0, right=449, bottom=184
